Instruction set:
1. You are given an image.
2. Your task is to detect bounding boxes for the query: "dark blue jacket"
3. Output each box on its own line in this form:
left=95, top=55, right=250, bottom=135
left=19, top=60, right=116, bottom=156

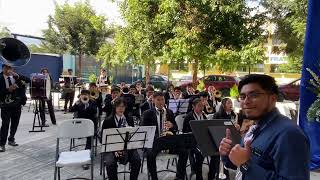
left=224, top=108, right=310, bottom=180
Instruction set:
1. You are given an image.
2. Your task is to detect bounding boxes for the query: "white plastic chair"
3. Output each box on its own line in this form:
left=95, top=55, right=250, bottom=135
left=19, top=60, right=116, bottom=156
left=175, top=114, right=186, bottom=133
left=54, top=119, right=95, bottom=180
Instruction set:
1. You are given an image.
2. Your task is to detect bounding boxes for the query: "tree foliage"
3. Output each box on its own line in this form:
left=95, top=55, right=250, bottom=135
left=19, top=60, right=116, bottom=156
left=110, top=0, right=264, bottom=85
left=262, top=0, right=308, bottom=73
left=43, top=1, right=109, bottom=75
left=0, top=26, right=11, bottom=38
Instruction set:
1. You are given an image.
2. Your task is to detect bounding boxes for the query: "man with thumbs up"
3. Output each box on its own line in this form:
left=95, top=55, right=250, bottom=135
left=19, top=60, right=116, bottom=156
left=219, top=74, right=310, bottom=180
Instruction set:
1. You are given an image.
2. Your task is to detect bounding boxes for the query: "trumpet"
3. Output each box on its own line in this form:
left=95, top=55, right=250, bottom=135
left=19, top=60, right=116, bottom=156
left=90, top=89, right=100, bottom=99
left=80, top=95, right=89, bottom=104
left=213, top=89, right=222, bottom=98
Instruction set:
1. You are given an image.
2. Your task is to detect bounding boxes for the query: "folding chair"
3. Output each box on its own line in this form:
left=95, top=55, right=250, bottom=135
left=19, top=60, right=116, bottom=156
left=175, top=114, right=186, bottom=134
left=54, top=119, right=94, bottom=180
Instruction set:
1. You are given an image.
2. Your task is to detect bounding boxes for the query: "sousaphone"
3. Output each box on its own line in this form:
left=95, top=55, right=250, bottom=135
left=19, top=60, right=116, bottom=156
left=0, top=37, right=31, bottom=66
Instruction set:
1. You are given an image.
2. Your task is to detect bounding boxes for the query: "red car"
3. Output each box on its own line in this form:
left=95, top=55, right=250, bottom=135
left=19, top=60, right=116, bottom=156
left=278, top=78, right=300, bottom=102
left=180, top=75, right=239, bottom=96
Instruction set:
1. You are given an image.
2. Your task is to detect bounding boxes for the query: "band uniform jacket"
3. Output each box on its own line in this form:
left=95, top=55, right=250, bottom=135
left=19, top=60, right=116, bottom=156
left=140, top=108, right=178, bottom=138
left=182, top=111, right=207, bottom=133
left=0, top=72, right=30, bottom=107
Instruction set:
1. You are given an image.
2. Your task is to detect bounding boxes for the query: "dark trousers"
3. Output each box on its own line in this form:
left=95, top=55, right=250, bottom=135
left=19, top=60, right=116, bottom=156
left=146, top=136, right=188, bottom=180
left=189, top=148, right=205, bottom=180
left=208, top=155, right=229, bottom=180
left=104, top=150, right=141, bottom=180
left=64, top=91, right=75, bottom=112
left=39, top=98, right=56, bottom=125
left=0, top=107, right=22, bottom=145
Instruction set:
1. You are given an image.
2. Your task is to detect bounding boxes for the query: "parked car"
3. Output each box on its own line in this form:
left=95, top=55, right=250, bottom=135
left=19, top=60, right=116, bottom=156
left=133, top=75, right=171, bottom=90
left=175, top=75, right=200, bottom=87
left=278, top=78, right=300, bottom=102
left=180, top=75, right=239, bottom=96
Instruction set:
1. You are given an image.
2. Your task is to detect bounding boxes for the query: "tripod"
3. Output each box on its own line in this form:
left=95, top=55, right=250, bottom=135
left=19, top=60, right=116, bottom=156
left=29, top=99, right=45, bottom=132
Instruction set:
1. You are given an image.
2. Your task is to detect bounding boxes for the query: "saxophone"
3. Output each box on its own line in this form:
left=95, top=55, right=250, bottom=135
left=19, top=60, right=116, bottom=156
left=161, top=110, right=174, bottom=137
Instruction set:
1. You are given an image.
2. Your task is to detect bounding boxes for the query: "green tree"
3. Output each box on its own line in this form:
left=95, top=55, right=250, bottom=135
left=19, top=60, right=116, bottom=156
left=238, top=42, right=267, bottom=74
left=0, top=26, right=11, bottom=38
left=262, top=0, right=307, bottom=73
left=214, top=48, right=240, bottom=73
left=43, top=1, right=109, bottom=76
left=156, top=0, right=264, bottom=85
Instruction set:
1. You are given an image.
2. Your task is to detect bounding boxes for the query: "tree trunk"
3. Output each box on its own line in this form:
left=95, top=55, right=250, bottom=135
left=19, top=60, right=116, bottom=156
left=192, top=59, right=198, bottom=88
left=248, top=65, right=251, bottom=74
left=145, top=61, right=151, bottom=85
left=78, top=54, right=82, bottom=77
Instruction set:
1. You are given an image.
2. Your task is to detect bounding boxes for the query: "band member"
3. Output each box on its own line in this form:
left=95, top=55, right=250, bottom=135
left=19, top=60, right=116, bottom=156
left=173, top=87, right=183, bottom=100
left=39, top=68, right=56, bottom=126
left=121, top=86, right=135, bottom=117
left=140, top=86, right=155, bottom=114
left=207, top=85, right=221, bottom=113
left=88, top=82, right=102, bottom=116
left=63, top=69, right=77, bottom=113
left=213, top=98, right=236, bottom=120
left=183, top=98, right=208, bottom=180
left=96, top=69, right=110, bottom=86
left=103, top=87, right=121, bottom=118
left=0, top=64, right=30, bottom=152
left=187, top=91, right=213, bottom=114
left=165, top=84, right=175, bottom=105
left=70, top=90, right=97, bottom=149
left=141, top=92, right=188, bottom=180
left=183, top=84, right=195, bottom=98
left=135, top=81, right=145, bottom=96
left=219, top=74, right=310, bottom=179
left=101, top=98, right=141, bottom=180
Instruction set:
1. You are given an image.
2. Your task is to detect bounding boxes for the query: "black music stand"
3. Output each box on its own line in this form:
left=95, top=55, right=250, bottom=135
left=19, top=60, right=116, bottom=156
left=100, top=126, right=156, bottom=179
left=189, top=120, right=241, bottom=156
left=29, top=99, right=46, bottom=132
left=168, top=99, right=189, bottom=115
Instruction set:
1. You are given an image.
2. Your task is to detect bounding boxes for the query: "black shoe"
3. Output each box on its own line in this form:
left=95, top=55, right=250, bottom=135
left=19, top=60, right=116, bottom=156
left=0, top=145, right=5, bottom=152
left=8, top=141, right=18, bottom=146
left=82, top=164, right=89, bottom=170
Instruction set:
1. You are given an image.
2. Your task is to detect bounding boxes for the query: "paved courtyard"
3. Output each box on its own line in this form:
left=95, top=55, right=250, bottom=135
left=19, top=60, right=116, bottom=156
left=0, top=100, right=319, bottom=180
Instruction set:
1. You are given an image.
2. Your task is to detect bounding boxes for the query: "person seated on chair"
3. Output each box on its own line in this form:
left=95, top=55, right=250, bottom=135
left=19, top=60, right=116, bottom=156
left=121, top=86, right=135, bottom=117
left=101, top=98, right=141, bottom=180
left=183, top=98, right=207, bottom=180
left=213, top=97, right=236, bottom=120
left=88, top=82, right=102, bottom=116
left=69, top=90, right=97, bottom=150
left=141, top=91, right=188, bottom=180
left=140, top=86, right=155, bottom=114
left=103, top=87, right=121, bottom=118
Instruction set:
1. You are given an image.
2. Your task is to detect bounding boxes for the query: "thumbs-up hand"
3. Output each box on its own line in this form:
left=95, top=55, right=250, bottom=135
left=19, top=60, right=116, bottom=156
left=219, top=128, right=233, bottom=156
left=228, top=140, right=252, bottom=167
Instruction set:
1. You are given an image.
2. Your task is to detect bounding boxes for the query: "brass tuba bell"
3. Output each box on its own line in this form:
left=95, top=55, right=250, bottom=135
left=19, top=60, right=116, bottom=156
left=0, top=38, right=31, bottom=67
left=213, top=89, right=222, bottom=98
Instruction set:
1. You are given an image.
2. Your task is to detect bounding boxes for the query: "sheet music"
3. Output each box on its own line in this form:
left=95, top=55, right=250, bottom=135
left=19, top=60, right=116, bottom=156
left=168, top=99, right=189, bottom=114
left=101, top=126, right=156, bottom=152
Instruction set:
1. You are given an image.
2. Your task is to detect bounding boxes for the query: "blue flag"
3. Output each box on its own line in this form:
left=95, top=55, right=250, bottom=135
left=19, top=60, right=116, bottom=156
left=299, top=0, right=320, bottom=170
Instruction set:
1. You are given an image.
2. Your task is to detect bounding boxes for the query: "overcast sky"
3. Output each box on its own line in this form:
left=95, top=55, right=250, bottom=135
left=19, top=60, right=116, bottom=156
left=0, top=0, right=122, bottom=37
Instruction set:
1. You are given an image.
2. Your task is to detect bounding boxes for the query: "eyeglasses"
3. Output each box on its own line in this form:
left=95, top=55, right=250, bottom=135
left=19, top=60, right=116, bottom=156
left=238, top=92, right=268, bottom=101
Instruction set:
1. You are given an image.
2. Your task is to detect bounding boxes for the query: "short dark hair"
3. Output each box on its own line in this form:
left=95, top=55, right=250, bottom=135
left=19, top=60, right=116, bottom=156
left=199, top=91, right=209, bottom=97
left=153, top=91, right=164, bottom=98
left=174, top=87, right=181, bottom=91
left=238, top=74, right=279, bottom=95
left=80, top=90, right=90, bottom=95
left=89, top=82, right=97, bottom=88
left=130, top=84, right=136, bottom=89
left=113, top=97, right=127, bottom=110
left=68, top=69, right=73, bottom=72
left=192, top=98, right=202, bottom=106
left=146, top=86, right=154, bottom=92
left=122, top=87, right=129, bottom=93
left=111, top=87, right=120, bottom=93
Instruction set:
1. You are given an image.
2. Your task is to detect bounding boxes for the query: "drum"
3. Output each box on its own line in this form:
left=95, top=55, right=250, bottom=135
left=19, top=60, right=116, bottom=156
left=30, top=73, right=51, bottom=99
